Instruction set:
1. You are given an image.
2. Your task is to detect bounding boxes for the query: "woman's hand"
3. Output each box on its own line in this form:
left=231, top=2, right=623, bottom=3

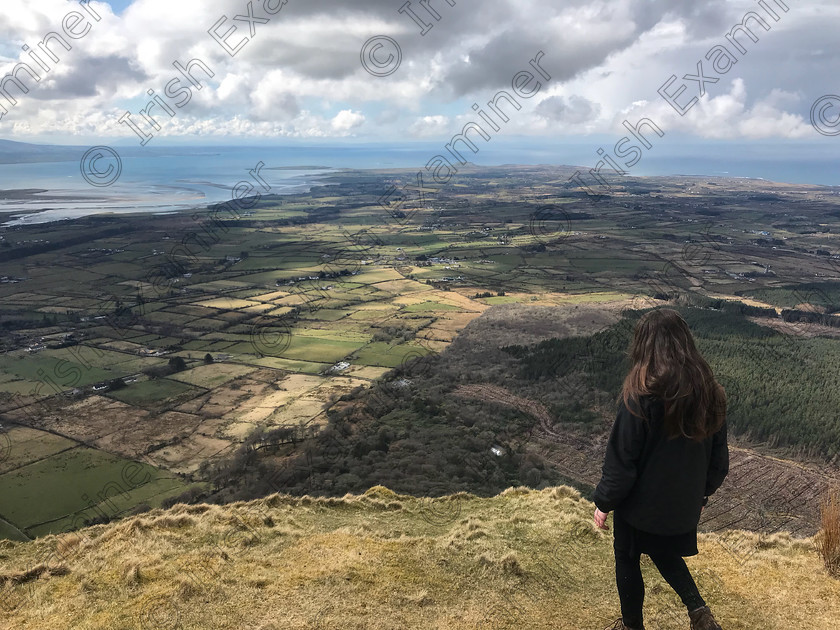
left=594, top=507, right=610, bottom=530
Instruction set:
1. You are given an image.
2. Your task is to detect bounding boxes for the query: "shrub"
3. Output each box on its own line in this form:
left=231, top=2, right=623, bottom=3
left=816, top=485, right=840, bottom=578
left=168, top=356, right=187, bottom=372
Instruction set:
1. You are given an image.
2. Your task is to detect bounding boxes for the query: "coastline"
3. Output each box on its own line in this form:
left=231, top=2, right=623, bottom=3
left=0, top=167, right=337, bottom=227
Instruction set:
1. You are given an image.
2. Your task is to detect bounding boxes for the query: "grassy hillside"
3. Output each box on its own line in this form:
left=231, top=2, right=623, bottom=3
left=0, top=485, right=836, bottom=630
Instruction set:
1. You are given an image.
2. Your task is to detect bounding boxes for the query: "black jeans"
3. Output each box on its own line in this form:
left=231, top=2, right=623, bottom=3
left=614, top=542, right=706, bottom=628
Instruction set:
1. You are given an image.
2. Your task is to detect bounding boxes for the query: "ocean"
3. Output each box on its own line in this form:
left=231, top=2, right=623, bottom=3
left=1, top=141, right=838, bottom=226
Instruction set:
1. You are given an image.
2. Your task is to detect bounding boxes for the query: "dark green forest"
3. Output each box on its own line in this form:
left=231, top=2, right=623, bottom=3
left=504, top=302, right=840, bottom=461
left=739, top=281, right=840, bottom=311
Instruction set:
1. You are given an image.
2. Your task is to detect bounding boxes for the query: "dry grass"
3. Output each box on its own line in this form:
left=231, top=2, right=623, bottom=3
left=816, top=485, right=840, bottom=578
left=0, top=563, right=69, bottom=586
left=0, top=485, right=837, bottom=630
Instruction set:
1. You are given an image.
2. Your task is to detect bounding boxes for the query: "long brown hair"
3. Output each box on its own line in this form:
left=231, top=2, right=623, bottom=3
left=619, top=308, right=726, bottom=441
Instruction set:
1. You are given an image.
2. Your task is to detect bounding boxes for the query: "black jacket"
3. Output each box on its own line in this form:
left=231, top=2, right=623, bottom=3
left=592, top=394, right=729, bottom=535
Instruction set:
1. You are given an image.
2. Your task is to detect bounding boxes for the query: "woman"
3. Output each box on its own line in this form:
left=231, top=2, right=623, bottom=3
left=592, top=308, right=729, bottom=630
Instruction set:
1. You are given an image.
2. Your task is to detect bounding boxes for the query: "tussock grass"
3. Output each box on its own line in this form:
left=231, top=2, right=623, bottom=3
left=0, top=485, right=836, bottom=629
left=0, top=563, right=69, bottom=586
left=816, top=485, right=840, bottom=577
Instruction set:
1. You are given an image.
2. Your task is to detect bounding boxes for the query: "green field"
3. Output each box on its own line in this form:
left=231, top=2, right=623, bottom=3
left=0, top=516, right=28, bottom=541
left=351, top=341, right=435, bottom=368
left=0, top=351, right=116, bottom=392
left=0, top=426, right=77, bottom=474
left=0, top=446, right=191, bottom=538
left=104, top=378, right=202, bottom=408
left=275, top=336, right=364, bottom=363
left=403, top=301, right=461, bottom=312
left=168, top=363, right=256, bottom=388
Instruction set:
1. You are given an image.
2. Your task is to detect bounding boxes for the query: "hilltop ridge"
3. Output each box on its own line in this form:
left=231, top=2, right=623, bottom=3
left=0, top=485, right=836, bottom=630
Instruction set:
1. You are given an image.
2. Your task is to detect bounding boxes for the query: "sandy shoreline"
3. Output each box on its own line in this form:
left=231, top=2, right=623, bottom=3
left=0, top=168, right=335, bottom=227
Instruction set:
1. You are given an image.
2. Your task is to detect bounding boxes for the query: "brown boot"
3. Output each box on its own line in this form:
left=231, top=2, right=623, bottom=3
left=604, top=619, right=645, bottom=630
left=689, top=605, right=722, bottom=630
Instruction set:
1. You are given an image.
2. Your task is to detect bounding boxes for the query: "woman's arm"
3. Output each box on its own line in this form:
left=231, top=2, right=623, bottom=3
left=592, top=398, right=648, bottom=514
left=704, top=419, right=729, bottom=497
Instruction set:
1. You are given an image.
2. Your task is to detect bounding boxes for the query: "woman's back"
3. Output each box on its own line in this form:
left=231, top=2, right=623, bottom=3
left=593, top=394, right=728, bottom=535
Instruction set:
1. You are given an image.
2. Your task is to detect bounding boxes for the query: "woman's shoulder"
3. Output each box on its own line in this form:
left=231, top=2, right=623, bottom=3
left=618, top=394, right=664, bottom=424
left=620, top=393, right=662, bottom=410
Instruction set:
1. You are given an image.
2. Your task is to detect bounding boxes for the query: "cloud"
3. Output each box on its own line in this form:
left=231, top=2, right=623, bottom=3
left=535, top=95, right=601, bottom=124
left=330, top=109, right=365, bottom=132
left=33, top=54, right=148, bottom=99
left=0, top=0, right=835, bottom=143
left=409, top=115, right=449, bottom=137
left=614, top=79, right=816, bottom=139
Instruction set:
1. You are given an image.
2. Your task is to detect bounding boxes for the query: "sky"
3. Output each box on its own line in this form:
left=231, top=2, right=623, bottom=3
left=0, top=0, right=838, bottom=150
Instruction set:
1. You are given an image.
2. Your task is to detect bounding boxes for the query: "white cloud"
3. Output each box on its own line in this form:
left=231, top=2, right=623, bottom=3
left=613, top=78, right=816, bottom=139
left=409, top=115, right=450, bottom=137
left=330, top=109, right=365, bottom=133
left=0, top=0, right=836, bottom=142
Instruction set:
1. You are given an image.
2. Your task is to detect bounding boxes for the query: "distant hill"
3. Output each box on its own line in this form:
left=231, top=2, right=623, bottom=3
left=0, top=484, right=835, bottom=629
left=0, top=138, right=89, bottom=164
left=0, top=138, right=221, bottom=166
